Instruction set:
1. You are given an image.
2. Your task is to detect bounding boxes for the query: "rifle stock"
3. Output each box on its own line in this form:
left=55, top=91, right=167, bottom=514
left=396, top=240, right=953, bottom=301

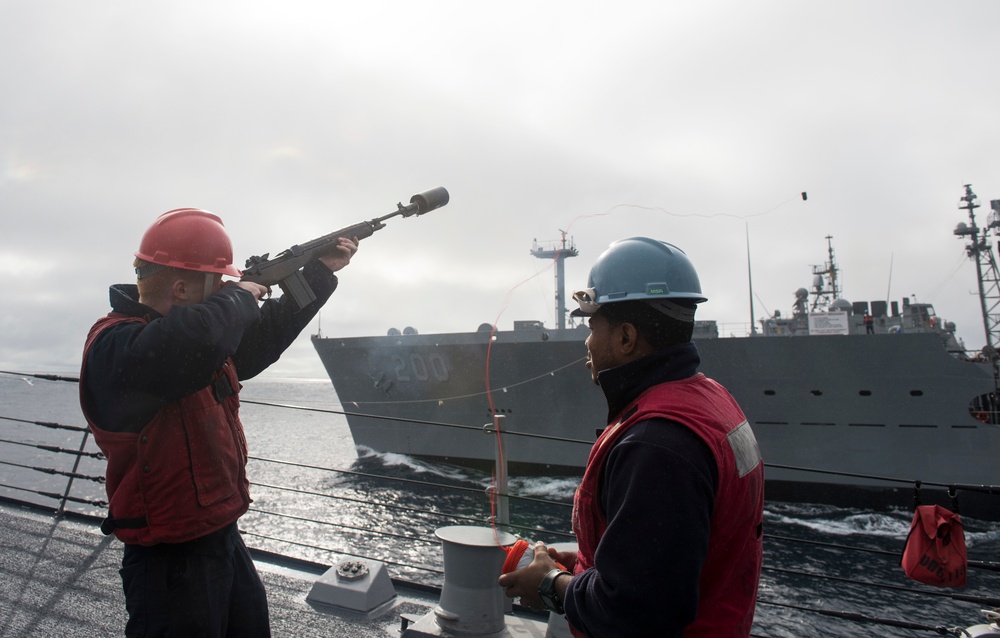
left=241, top=187, right=448, bottom=309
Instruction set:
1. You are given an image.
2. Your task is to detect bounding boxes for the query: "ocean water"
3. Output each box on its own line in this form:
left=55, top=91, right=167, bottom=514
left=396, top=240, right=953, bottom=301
left=1, top=373, right=999, bottom=637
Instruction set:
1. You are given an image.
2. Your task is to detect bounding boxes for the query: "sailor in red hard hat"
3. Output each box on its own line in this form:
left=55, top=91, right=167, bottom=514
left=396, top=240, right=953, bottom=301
left=80, top=207, right=358, bottom=637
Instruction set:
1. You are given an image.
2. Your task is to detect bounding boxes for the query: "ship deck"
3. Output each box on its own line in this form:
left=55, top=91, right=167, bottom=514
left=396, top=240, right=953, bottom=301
left=3, top=373, right=999, bottom=636
left=0, top=501, right=448, bottom=638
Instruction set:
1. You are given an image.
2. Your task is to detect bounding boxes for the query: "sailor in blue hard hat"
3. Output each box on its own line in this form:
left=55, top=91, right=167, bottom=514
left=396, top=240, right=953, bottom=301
left=571, top=237, right=706, bottom=384
left=500, top=236, right=764, bottom=637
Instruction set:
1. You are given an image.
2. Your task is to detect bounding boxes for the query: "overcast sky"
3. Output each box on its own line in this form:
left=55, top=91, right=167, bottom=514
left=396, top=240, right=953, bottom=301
left=2, top=1, right=999, bottom=379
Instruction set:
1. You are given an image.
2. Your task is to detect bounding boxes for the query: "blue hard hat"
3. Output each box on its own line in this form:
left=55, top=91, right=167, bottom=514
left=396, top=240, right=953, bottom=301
left=571, top=237, right=706, bottom=316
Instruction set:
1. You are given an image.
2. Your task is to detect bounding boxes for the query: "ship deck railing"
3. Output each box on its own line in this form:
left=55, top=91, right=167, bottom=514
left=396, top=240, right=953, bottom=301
left=1, top=370, right=999, bottom=637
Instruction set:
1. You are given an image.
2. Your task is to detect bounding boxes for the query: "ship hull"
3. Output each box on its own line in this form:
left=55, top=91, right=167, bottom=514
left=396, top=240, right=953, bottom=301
left=313, top=329, right=999, bottom=517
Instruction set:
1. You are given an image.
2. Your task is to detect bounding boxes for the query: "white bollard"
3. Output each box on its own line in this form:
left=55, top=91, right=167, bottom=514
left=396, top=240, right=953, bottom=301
left=433, top=525, right=516, bottom=635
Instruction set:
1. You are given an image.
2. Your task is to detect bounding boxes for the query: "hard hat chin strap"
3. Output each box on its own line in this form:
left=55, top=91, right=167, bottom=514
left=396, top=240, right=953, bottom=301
left=572, top=288, right=601, bottom=315
left=135, top=263, right=167, bottom=280
left=647, top=299, right=696, bottom=323
left=201, top=272, right=220, bottom=303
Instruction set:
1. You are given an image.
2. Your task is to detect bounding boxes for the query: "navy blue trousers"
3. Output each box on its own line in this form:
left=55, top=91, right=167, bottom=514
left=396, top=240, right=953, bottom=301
left=119, top=523, right=270, bottom=637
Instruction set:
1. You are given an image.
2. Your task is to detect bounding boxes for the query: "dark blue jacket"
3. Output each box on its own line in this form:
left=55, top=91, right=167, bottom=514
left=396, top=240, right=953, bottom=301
left=82, top=261, right=337, bottom=433
left=564, top=342, right=719, bottom=638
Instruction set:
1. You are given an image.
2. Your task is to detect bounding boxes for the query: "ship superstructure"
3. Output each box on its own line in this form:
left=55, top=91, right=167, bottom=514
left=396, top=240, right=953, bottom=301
left=313, top=190, right=1000, bottom=516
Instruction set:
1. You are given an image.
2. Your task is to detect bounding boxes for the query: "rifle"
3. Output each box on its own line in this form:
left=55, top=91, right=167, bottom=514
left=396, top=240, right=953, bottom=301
left=241, top=186, right=449, bottom=309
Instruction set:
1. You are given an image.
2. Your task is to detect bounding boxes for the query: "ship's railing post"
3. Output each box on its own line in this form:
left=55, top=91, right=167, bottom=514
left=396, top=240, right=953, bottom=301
left=492, top=414, right=509, bottom=527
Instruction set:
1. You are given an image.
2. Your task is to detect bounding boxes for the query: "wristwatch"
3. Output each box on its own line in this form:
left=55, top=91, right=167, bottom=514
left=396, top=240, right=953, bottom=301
left=538, top=568, right=571, bottom=614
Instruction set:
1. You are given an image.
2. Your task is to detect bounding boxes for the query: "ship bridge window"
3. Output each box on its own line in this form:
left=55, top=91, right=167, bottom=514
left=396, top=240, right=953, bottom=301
left=858, top=390, right=872, bottom=396
left=810, top=390, right=822, bottom=396
left=763, top=390, right=776, bottom=396
left=910, top=390, right=923, bottom=397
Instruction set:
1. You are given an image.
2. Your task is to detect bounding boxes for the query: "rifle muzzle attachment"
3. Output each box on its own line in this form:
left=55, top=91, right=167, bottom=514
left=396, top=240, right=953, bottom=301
left=408, top=187, right=450, bottom=216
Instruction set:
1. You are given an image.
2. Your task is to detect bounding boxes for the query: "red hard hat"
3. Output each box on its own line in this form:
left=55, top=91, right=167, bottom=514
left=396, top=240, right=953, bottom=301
left=134, top=208, right=242, bottom=277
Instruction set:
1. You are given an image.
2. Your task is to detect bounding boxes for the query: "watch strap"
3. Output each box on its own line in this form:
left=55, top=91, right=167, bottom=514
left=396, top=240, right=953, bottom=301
left=538, top=568, right=571, bottom=614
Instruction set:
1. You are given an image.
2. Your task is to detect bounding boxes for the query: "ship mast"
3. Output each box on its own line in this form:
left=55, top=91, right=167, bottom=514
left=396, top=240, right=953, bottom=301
left=531, top=231, right=579, bottom=330
left=954, top=184, right=1000, bottom=359
left=809, top=235, right=840, bottom=312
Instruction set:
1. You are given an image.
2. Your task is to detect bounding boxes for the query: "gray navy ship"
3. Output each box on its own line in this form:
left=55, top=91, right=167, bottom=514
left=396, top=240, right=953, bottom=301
left=313, top=186, right=1000, bottom=517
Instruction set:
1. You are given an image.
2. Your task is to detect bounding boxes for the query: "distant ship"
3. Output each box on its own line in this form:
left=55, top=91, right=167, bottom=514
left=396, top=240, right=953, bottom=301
left=313, top=186, right=1000, bottom=517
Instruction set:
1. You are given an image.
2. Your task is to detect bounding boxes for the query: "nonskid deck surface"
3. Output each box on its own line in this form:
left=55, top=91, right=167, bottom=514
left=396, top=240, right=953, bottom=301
left=0, top=503, right=438, bottom=638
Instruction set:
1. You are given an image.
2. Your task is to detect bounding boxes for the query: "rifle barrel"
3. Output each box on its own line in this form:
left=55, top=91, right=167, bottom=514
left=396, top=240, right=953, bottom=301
left=239, top=187, right=449, bottom=307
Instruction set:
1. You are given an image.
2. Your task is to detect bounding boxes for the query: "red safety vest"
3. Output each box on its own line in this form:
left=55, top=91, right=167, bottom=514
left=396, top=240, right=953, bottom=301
left=571, top=373, right=764, bottom=637
left=80, top=314, right=251, bottom=545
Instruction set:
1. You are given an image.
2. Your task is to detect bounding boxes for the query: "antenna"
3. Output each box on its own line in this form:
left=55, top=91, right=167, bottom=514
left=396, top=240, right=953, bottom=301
left=746, top=223, right=757, bottom=335
left=884, top=253, right=894, bottom=310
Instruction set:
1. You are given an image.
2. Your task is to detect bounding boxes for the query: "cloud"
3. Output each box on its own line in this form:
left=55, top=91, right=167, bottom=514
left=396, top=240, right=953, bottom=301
left=1, top=0, right=1000, bottom=378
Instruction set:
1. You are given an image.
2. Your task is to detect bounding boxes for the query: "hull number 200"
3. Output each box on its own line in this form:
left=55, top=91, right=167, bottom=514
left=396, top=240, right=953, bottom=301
left=392, top=353, right=449, bottom=382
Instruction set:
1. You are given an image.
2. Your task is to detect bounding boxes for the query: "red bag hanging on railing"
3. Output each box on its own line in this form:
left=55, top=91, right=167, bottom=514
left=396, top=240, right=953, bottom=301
left=900, top=504, right=967, bottom=587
